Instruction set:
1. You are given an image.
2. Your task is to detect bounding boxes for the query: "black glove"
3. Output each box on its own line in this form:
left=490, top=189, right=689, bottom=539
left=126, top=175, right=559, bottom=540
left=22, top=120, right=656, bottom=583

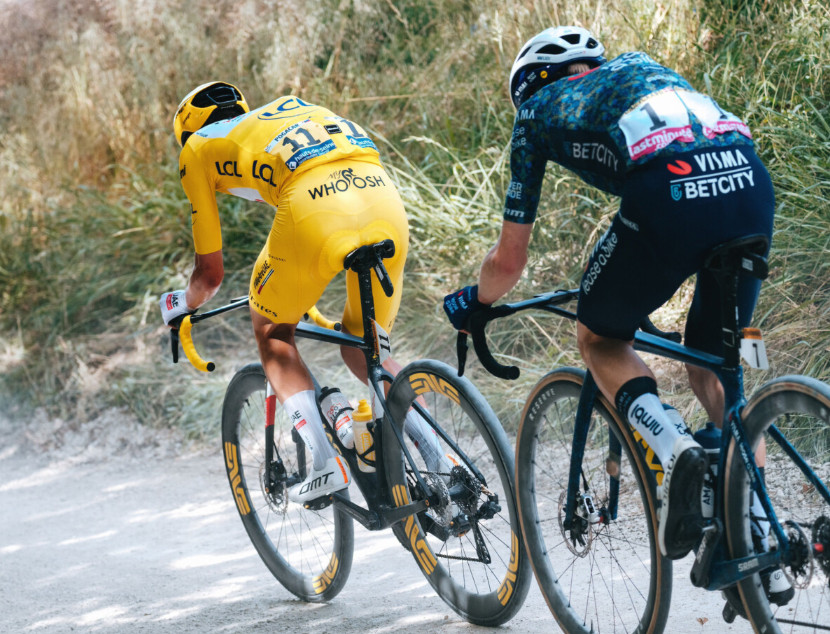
left=443, top=285, right=488, bottom=331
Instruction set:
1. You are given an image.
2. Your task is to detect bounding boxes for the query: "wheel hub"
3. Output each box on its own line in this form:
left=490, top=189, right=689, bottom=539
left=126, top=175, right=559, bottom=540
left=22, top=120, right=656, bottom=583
left=558, top=490, right=593, bottom=557
left=260, top=461, right=288, bottom=513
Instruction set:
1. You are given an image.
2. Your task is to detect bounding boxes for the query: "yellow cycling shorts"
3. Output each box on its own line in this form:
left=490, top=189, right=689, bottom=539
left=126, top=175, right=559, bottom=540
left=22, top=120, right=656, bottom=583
left=248, top=159, right=409, bottom=337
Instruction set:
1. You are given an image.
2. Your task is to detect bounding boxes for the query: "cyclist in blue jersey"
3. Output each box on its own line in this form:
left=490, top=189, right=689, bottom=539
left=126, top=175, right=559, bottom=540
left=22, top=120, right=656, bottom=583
left=444, top=26, right=782, bottom=581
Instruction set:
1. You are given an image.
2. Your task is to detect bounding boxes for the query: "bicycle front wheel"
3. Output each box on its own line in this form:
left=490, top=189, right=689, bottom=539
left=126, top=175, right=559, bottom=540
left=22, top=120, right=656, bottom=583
left=383, top=359, right=532, bottom=626
left=515, top=367, right=671, bottom=634
left=221, top=363, right=354, bottom=602
left=724, top=375, right=830, bottom=633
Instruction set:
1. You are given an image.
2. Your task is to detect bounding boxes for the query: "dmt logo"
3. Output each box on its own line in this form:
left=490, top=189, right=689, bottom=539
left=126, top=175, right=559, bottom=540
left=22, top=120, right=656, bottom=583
left=224, top=442, right=251, bottom=515
left=409, top=373, right=460, bottom=405
left=392, top=485, right=437, bottom=575
left=498, top=531, right=521, bottom=605
left=313, top=554, right=339, bottom=594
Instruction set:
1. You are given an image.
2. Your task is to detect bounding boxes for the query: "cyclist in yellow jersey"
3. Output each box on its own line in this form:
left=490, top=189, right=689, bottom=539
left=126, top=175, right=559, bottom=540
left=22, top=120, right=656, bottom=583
left=159, top=82, right=445, bottom=504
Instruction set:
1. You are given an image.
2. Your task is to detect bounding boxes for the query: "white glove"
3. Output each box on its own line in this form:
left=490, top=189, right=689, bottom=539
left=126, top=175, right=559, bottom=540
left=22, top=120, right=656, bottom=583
left=159, top=290, right=193, bottom=325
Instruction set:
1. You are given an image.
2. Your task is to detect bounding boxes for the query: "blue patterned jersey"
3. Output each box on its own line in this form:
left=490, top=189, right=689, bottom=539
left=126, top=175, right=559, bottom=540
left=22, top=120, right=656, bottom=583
left=504, top=52, right=754, bottom=224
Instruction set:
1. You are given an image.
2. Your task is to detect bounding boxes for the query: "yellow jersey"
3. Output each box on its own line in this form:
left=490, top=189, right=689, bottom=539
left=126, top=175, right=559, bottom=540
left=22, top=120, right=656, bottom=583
left=178, top=95, right=383, bottom=254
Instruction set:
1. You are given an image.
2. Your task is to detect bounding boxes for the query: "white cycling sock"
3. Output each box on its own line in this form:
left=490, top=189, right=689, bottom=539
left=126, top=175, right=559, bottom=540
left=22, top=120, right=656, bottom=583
left=404, top=409, right=446, bottom=474
left=750, top=470, right=771, bottom=550
left=624, top=393, right=688, bottom=466
left=283, top=390, right=335, bottom=470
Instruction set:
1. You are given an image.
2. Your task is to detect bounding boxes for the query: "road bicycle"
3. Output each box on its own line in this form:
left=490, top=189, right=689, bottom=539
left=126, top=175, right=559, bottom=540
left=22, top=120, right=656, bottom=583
left=168, top=239, right=532, bottom=626
left=460, top=234, right=830, bottom=633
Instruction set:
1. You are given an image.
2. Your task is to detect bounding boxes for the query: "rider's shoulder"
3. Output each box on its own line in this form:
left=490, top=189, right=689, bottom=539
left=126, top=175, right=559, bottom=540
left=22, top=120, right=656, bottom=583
left=252, top=95, right=328, bottom=117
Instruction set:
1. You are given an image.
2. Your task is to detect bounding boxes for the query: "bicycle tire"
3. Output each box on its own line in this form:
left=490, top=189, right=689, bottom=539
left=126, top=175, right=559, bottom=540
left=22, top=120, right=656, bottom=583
left=723, top=375, right=830, bottom=633
left=515, top=367, right=672, bottom=633
left=382, top=359, right=532, bottom=626
left=221, top=363, right=354, bottom=602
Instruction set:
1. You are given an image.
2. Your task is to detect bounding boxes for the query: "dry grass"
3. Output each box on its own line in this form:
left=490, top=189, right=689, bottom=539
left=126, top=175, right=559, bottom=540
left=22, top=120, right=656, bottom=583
left=0, top=0, right=827, bottom=431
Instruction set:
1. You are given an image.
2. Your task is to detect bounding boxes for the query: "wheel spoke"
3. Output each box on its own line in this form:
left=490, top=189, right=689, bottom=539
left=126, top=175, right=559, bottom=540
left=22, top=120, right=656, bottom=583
left=221, top=364, right=353, bottom=602
left=516, top=369, right=669, bottom=633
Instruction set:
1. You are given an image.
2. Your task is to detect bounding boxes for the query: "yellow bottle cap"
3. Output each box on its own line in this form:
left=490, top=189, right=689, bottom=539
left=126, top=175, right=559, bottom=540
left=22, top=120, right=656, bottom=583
left=353, top=398, right=373, bottom=422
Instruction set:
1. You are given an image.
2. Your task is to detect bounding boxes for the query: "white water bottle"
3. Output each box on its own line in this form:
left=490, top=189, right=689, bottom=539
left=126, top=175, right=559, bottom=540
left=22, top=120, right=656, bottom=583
left=319, top=387, right=354, bottom=449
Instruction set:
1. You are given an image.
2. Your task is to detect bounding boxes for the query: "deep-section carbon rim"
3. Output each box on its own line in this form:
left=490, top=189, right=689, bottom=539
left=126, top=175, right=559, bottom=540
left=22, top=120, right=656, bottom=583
left=383, top=359, right=532, bottom=626
left=221, top=363, right=354, bottom=602
left=725, top=375, right=830, bottom=633
left=515, top=367, right=671, bottom=633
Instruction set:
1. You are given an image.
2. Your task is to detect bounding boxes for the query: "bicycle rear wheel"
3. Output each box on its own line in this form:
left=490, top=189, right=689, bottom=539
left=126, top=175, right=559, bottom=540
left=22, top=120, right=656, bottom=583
left=221, top=363, right=354, bottom=601
left=383, top=359, right=532, bottom=626
left=515, top=367, right=671, bottom=633
left=724, top=375, right=830, bottom=633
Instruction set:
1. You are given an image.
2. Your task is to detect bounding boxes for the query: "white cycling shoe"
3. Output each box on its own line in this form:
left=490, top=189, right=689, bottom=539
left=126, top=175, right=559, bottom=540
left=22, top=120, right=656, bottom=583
left=288, top=455, right=350, bottom=505
left=658, top=435, right=708, bottom=559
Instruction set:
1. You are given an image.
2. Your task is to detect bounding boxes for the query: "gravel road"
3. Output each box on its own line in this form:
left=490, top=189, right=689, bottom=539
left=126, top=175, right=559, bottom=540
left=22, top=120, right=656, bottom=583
left=0, top=412, right=747, bottom=633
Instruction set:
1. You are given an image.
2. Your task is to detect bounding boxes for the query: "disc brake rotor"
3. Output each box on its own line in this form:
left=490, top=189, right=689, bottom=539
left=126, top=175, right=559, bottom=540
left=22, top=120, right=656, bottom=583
left=782, top=520, right=814, bottom=590
left=558, top=490, right=593, bottom=557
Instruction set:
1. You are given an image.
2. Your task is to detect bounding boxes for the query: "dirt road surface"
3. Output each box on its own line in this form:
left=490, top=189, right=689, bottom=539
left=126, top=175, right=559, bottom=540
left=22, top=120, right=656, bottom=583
left=1, top=412, right=746, bottom=633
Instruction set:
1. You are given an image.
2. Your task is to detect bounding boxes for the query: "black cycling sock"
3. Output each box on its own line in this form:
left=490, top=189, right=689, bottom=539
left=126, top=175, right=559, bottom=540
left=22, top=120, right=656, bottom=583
left=615, top=376, right=659, bottom=417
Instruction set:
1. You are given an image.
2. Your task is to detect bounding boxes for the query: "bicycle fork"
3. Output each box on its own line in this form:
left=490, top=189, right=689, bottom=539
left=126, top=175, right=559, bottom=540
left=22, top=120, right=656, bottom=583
left=563, top=373, right=611, bottom=541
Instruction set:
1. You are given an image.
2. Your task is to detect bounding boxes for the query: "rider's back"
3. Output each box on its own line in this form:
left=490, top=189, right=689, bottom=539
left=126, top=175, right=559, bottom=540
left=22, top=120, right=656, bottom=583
left=511, top=52, right=754, bottom=197
left=179, top=95, right=383, bottom=253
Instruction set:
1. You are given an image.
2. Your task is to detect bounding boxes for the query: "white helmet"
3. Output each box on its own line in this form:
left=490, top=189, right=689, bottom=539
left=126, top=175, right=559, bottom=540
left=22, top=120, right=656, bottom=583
left=508, top=26, right=605, bottom=109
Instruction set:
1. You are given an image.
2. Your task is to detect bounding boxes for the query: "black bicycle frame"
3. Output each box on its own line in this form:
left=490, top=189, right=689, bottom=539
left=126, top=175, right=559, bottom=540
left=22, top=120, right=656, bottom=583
left=177, top=245, right=479, bottom=533
left=464, top=285, right=827, bottom=592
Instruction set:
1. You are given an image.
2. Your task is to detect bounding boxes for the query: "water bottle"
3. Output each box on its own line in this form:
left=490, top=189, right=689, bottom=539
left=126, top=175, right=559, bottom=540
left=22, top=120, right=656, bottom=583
left=319, top=387, right=354, bottom=449
left=693, top=421, right=721, bottom=518
left=352, top=399, right=376, bottom=473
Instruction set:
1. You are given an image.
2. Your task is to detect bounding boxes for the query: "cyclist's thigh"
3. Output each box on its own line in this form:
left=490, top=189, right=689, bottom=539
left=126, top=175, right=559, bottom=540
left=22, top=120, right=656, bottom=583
left=248, top=207, right=323, bottom=325
left=576, top=213, right=688, bottom=341
left=684, top=269, right=764, bottom=355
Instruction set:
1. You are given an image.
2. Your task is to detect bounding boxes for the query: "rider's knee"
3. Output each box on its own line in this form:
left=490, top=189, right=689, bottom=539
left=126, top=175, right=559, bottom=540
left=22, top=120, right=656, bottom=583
left=576, top=321, right=605, bottom=361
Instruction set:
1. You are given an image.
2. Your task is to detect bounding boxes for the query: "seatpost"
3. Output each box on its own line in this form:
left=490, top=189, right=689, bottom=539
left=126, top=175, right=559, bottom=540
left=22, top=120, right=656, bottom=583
left=718, top=265, right=742, bottom=371
left=357, top=265, right=377, bottom=355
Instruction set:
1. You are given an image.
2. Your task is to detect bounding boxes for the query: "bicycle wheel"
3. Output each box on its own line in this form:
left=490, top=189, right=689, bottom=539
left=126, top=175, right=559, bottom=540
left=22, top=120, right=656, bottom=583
left=382, top=359, right=532, bottom=626
left=515, top=367, right=671, bottom=633
left=724, top=375, right=830, bottom=633
left=221, top=363, right=354, bottom=601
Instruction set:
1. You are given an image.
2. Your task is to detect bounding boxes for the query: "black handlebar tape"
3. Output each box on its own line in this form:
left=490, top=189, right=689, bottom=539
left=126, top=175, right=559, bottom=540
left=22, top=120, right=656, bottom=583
left=468, top=310, right=521, bottom=380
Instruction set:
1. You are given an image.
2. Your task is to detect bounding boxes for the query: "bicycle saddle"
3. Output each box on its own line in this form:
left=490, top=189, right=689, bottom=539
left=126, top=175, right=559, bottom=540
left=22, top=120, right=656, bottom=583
left=703, top=234, right=769, bottom=281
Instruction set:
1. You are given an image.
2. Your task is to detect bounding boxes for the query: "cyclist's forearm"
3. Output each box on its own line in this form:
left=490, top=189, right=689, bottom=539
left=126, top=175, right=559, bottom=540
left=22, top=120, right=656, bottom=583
left=478, top=251, right=525, bottom=304
left=477, top=221, right=531, bottom=304
left=185, top=250, right=224, bottom=309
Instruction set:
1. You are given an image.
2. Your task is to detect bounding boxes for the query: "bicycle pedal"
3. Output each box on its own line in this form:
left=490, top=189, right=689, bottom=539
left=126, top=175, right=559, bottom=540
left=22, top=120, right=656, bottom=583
left=303, top=494, right=334, bottom=511
left=722, top=601, right=738, bottom=624
left=721, top=586, right=747, bottom=623
left=690, top=518, right=722, bottom=588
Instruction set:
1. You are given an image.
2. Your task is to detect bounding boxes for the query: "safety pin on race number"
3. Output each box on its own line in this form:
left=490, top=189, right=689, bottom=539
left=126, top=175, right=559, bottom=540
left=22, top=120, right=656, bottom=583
left=740, top=328, right=769, bottom=370
left=371, top=319, right=392, bottom=364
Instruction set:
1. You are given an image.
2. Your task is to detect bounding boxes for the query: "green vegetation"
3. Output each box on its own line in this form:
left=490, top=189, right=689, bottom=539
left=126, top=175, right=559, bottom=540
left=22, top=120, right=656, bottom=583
left=1, top=0, right=828, bottom=435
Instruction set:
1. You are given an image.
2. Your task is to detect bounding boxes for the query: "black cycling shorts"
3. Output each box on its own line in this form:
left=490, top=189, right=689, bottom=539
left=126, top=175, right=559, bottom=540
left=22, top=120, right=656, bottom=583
left=576, top=145, right=774, bottom=355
